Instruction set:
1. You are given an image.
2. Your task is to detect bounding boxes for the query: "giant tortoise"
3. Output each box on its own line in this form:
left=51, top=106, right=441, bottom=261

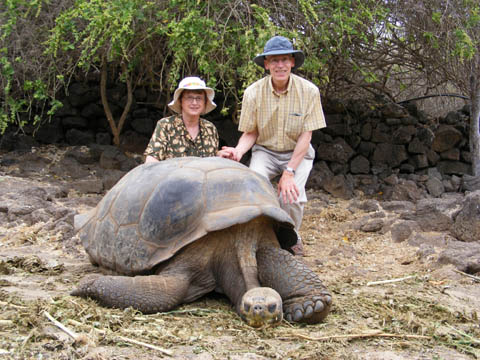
left=72, top=157, right=331, bottom=327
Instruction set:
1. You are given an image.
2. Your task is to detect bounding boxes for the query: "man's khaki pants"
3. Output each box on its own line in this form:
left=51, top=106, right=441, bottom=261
left=249, top=144, right=315, bottom=232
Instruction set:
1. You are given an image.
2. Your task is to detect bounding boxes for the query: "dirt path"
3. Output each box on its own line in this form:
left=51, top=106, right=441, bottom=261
left=1, top=168, right=479, bottom=359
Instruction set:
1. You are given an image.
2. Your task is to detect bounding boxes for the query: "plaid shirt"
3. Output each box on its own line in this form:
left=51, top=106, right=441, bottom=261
left=144, top=115, right=219, bottom=160
left=238, top=73, right=326, bottom=151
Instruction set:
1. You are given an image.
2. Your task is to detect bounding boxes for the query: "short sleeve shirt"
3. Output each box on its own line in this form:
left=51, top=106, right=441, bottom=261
left=238, top=74, right=326, bottom=151
left=144, top=115, right=219, bottom=160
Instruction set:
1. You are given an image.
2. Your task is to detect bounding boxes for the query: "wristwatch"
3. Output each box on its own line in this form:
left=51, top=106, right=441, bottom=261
left=285, top=166, right=296, bottom=175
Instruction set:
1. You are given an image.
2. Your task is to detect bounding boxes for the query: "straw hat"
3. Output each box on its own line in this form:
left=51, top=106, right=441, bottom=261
left=168, top=77, right=216, bottom=115
left=253, top=36, right=304, bottom=70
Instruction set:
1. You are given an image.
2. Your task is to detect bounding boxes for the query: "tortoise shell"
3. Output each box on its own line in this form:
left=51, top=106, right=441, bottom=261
left=75, top=157, right=296, bottom=275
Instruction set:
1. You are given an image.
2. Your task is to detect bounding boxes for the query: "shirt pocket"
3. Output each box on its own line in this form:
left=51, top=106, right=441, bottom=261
left=285, top=112, right=304, bottom=139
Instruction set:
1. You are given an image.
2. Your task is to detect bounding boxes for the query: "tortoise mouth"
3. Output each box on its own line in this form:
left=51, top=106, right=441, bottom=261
left=240, top=311, right=283, bottom=328
left=245, top=315, right=282, bottom=328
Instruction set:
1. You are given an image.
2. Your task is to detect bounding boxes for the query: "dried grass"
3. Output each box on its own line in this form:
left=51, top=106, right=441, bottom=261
left=1, top=274, right=479, bottom=359
left=0, top=190, right=479, bottom=359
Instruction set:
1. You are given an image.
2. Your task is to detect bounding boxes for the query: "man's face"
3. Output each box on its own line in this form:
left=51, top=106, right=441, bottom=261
left=264, top=54, right=295, bottom=83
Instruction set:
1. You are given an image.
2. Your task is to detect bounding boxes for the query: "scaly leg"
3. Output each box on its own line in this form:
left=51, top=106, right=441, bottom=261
left=71, top=273, right=190, bottom=314
left=214, top=218, right=284, bottom=327
left=257, top=246, right=332, bottom=324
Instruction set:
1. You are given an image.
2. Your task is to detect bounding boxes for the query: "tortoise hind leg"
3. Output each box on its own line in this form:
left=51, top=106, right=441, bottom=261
left=71, top=273, right=190, bottom=314
left=257, top=247, right=332, bottom=324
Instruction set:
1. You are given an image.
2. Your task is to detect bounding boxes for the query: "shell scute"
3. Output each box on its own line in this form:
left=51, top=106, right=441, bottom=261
left=76, top=157, right=296, bottom=274
left=92, top=215, right=117, bottom=270
left=139, top=167, right=205, bottom=245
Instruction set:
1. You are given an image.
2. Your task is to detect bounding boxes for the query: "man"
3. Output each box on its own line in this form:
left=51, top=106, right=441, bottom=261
left=218, top=36, right=326, bottom=256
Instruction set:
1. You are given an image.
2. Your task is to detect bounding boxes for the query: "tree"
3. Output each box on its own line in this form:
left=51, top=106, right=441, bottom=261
left=1, top=0, right=390, bottom=142
left=383, top=0, right=480, bottom=175
left=0, top=0, right=66, bottom=133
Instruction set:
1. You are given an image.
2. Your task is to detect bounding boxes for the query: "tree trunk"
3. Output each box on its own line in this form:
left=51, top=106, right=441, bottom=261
left=100, top=58, right=133, bottom=147
left=471, top=101, right=480, bottom=176
left=470, top=61, right=480, bottom=176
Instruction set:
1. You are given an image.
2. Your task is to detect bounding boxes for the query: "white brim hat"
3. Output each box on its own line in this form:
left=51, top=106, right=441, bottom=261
left=168, top=76, right=217, bottom=115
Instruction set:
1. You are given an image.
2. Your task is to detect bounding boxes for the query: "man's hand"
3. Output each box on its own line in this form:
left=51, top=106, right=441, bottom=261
left=217, top=130, right=257, bottom=162
left=278, top=170, right=299, bottom=204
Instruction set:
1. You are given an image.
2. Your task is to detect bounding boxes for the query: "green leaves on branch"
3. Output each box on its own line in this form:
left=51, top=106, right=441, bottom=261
left=0, top=0, right=52, bottom=133
left=453, top=30, right=475, bottom=61
left=46, top=0, right=155, bottom=68
left=1, top=0, right=431, bottom=135
left=164, top=8, right=218, bottom=89
left=423, top=2, right=479, bottom=63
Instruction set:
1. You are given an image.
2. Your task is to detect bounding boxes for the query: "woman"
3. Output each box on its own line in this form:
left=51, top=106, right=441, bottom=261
left=144, top=76, right=219, bottom=162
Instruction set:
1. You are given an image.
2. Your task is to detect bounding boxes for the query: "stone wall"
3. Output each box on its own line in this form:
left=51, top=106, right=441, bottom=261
left=0, top=81, right=239, bottom=155
left=307, top=98, right=478, bottom=199
left=1, top=81, right=478, bottom=198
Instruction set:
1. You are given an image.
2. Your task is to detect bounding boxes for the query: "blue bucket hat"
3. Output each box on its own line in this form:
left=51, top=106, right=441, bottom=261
left=253, top=36, right=305, bottom=70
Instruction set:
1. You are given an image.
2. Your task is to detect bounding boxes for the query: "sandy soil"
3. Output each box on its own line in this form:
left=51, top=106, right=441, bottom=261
left=0, top=159, right=479, bottom=359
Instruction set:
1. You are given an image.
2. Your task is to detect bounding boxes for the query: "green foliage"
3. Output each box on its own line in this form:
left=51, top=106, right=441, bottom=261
left=46, top=0, right=154, bottom=67
left=0, top=0, right=52, bottom=133
left=453, top=30, right=475, bottom=60
left=1, top=0, right=43, bottom=41
left=163, top=6, right=219, bottom=88
left=293, top=0, right=388, bottom=92
left=431, top=11, right=442, bottom=24
left=426, top=2, right=479, bottom=63
left=44, top=0, right=295, bottom=109
left=399, top=0, right=479, bottom=91
left=0, top=0, right=403, bottom=135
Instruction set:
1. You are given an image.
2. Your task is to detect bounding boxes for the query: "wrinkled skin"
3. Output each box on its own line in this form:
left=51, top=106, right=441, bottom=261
left=72, top=217, right=332, bottom=327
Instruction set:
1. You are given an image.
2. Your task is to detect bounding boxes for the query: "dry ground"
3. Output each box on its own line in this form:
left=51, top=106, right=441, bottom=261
left=1, top=174, right=479, bottom=359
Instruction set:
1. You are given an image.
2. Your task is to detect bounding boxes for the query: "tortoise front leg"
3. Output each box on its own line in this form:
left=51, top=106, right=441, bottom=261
left=71, top=273, right=190, bottom=314
left=212, top=219, right=284, bottom=327
left=257, top=246, right=332, bottom=324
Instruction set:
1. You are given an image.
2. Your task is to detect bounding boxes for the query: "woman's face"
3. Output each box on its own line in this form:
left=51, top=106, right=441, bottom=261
left=181, top=90, right=206, bottom=118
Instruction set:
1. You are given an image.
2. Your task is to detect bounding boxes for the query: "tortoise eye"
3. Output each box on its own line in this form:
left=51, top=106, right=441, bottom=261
left=244, top=303, right=251, bottom=312
left=268, top=304, right=277, bottom=313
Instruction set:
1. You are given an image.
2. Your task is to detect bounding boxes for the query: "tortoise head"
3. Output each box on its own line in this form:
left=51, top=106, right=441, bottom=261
left=239, top=287, right=283, bottom=328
